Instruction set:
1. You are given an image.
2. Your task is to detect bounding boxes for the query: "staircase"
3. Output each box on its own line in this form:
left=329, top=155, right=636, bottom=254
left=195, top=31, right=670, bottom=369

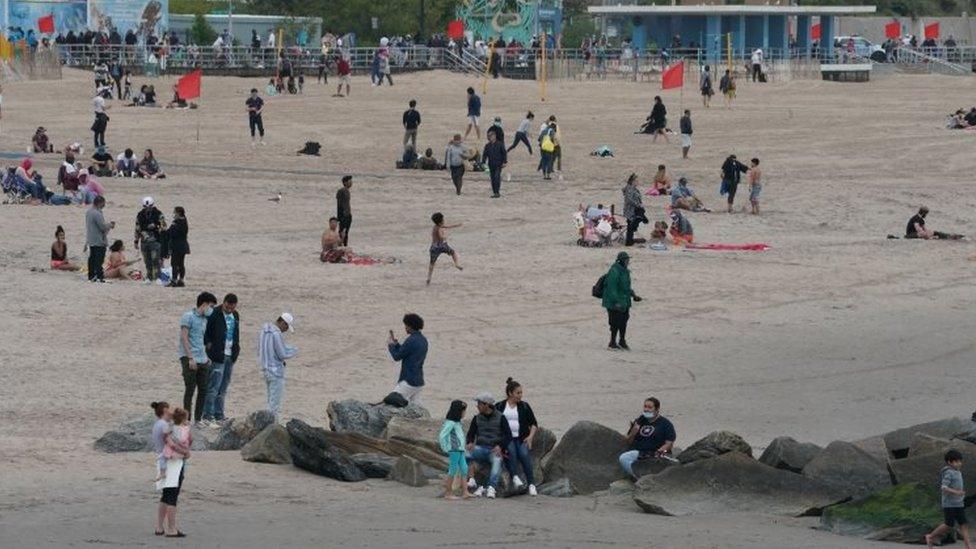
left=445, top=49, right=486, bottom=76
left=893, top=47, right=971, bottom=76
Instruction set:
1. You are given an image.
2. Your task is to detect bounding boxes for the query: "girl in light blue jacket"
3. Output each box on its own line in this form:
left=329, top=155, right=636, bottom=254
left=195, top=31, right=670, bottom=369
left=438, top=400, right=471, bottom=499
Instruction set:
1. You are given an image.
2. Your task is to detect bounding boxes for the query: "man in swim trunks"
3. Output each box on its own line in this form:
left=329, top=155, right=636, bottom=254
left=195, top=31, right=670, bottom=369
left=321, top=217, right=352, bottom=263
left=427, top=212, right=463, bottom=285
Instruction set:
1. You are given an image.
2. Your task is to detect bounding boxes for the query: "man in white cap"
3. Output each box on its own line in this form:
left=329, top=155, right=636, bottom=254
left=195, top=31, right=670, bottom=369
left=134, top=196, right=165, bottom=284
left=464, top=392, right=512, bottom=499
left=258, top=312, right=298, bottom=421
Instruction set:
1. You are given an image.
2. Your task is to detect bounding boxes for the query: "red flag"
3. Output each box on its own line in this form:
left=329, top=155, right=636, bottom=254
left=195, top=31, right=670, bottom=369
left=885, top=21, right=901, bottom=39
left=175, top=69, right=202, bottom=100
left=811, top=23, right=821, bottom=40
left=37, top=14, right=54, bottom=34
left=447, top=20, right=464, bottom=40
left=924, top=22, right=939, bottom=39
left=661, top=60, right=684, bottom=90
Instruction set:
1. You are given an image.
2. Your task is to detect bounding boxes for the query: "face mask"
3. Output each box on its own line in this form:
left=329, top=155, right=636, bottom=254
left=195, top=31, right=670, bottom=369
left=205, top=306, right=214, bottom=317
left=642, top=411, right=656, bottom=419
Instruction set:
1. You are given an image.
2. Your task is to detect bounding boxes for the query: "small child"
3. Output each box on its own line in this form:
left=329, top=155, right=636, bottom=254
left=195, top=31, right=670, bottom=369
left=287, top=75, right=297, bottom=94
left=123, top=70, right=132, bottom=101
left=438, top=400, right=472, bottom=500
left=265, top=78, right=277, bottom=96
left=156, top=408, right=192, bottom=481
left=427, top=212, right=463, bottom=285
left=926, top=449, right=972, bottom=549
left=297, top=71, right=305, bottom=94
left=748, top=158, right=762, bottom=215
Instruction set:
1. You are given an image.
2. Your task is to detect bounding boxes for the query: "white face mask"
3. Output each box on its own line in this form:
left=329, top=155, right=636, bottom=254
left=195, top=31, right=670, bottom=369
left=204, top=306, right=214, bottom=317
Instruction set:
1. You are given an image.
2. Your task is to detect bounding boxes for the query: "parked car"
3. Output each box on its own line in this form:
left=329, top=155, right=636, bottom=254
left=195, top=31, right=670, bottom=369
left=833, top=36, right=887, bottom=62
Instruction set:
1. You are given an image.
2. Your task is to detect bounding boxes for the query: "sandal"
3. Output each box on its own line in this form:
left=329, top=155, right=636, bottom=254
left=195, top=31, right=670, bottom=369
left=165, top=532, right=187, bottom=538
left=154, top=530, right=164, bottom=536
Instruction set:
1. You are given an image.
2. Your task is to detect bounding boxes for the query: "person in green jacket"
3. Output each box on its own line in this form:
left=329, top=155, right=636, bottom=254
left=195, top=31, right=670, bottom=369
left=602, top=251, right=643, bottom=350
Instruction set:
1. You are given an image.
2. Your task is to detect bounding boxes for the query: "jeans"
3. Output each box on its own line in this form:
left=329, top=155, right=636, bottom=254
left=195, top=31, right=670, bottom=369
left=505, top=439, right=535, bottom=485
left=403, top=129, right=417, bottom=149
left=619, top=450, right=640, bottom=477
left=88, top=245, right=106, bottom=281
left=450, top=165, right=464, bottom=194
left=203, top=358, right=234, bottom=420
left=488, top=164, right=502, bottom=196
left=181, top=357, right=211, bottom=422
left=249, top=115, right=265, bottom=137
left=141, top=239, right=161, bottom=281
left=507, top=131, right=532, bottom=154
left=466, top=445, right=503, bottom=488
left=540, top=151, right=554, bottom=177
left=265, top=374, right=285, bottom=421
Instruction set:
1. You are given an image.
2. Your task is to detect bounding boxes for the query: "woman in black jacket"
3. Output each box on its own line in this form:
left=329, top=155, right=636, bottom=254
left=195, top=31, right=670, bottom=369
left=647, top=96, right=668, bottom=143
left=495, top=377, right=540, bottom=496
left=167, top=206, right=190, bottom=287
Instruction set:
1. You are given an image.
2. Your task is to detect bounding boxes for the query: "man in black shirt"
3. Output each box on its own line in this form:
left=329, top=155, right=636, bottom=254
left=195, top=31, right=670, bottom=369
left=906, top=206, right=963, bottom=240
left=336, top=175, right=353, bottom=246
left=618, top=397, right=676, bottom=481
left=245, top=88, right=265, bottom=146
left=721, top=154, right=749, bottom=213
left=135, top=196, right=166, bottom=283
left=402, top=99, right=421, bottom=152
left=482, top=130, right=507, bottom=198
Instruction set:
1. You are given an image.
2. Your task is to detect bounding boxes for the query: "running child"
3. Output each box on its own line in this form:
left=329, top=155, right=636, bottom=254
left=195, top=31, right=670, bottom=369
left=925, top=449, right=973, bottom=549
left=427, top=212, right=463, bottom=285
left=438, top=400, right=473, bottom=500
left=297, top=71, right=305, bottom=94
left=507, top=111, right=534, bottom=155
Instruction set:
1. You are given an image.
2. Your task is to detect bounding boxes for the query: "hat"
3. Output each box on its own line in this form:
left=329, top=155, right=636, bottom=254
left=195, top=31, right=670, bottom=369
left=616, top=251, right=630, bottom=263
left=142, top=196, right=154, bottom=207
left=280, top=312, right=295, bottom=332
left=474, top=392, right=495, bottom=405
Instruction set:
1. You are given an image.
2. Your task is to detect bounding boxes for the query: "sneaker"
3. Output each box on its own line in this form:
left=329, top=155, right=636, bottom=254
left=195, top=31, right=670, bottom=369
left=486, top=486, right=496, bottom=499
left=467, top=478, right=478, bottom=489
left=608, top=341, right=619, bottom=350
left=512, top=476, right=524, bottom=490
left=472, top=486, right=484, bottom=497
left=528, top=484, right=537, bottom=497
left=619, top=341, right=630, bottom=351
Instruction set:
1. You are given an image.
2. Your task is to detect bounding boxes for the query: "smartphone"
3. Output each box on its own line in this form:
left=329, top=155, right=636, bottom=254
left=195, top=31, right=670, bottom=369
left=388, top=330, right=395, bottom=339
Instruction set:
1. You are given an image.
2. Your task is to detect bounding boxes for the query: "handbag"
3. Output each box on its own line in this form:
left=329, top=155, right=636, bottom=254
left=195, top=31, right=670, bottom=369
left=382, top=391, right=409, bottom=408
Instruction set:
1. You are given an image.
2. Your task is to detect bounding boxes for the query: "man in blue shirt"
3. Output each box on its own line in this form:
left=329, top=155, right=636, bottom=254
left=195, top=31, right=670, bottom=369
left=387, top=313, right=428, bottom=404
left=179, top=292, right=218, bottom=423
left=202, top=293, right=241, bottom=424
left=464, top=87, right=481, bottom=140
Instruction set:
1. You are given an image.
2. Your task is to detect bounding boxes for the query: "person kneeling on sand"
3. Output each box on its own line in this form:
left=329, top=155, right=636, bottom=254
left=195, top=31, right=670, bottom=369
left=670, top=177, right=708, bottom=212
left=618, top=397, right=676, bottom=481
left=906, top=207, right=964, bottom=240
left=320, top=217, right=353, bottom=263
left=465, top=392, right=512, bottom=499
left=669, top=210, right=694, bottom=245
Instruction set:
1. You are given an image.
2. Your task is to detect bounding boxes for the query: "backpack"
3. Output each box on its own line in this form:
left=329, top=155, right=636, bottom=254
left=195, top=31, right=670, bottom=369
left=592, top=274, right=607, bottom=298
left=541, top=135, right=555, bottom=153
left=382, top=391, right=409, bottom=408
left=297, top=141, right=321, bottom=156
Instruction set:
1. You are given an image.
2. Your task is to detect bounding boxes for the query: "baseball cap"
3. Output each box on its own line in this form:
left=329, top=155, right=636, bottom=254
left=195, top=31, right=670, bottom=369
left=280, top=312, right=295, bottom=332
left=142, top=196, right=154, bottom=207
left=474, top=392, right=494, bottom=405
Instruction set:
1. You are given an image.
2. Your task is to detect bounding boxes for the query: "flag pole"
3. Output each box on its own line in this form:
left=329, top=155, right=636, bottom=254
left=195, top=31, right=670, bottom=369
left=196, top=74, right=201, bottom=142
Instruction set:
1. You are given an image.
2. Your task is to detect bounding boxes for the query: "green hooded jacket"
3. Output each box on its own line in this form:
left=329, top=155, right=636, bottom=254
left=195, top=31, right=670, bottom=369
left=602, top=253, right=632, bottom=311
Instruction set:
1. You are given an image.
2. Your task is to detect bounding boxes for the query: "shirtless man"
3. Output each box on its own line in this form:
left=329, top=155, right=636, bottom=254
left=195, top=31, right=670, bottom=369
left=427, top=212, right=463, bottom=285
left=320, top=217, right=352, bottom=263
left=747, top=158, right=762, bottom=215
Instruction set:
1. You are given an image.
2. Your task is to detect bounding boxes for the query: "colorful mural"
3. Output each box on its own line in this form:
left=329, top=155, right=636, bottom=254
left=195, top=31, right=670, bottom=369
left=457, top=0, right=562, bottom=44
left=9, top=0, right=87, bottom=35
left=88, top=0, right=167, bottom=35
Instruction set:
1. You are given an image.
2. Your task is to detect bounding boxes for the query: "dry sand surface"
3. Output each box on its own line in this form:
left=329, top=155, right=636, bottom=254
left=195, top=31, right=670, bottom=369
left=1, top=68, right=975, bottom=548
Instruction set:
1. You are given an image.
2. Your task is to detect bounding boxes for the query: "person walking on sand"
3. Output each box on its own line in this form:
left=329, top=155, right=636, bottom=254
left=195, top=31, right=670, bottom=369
left=719, top=69, right=736, bottom=108
left=507, top=111, right=534, bottom=155
left=258, top=312, right=298, bottom=422
left=85, top=196, right=115, bottom=282
left=747, top=158, right=762, bottom=215
left=445, top=134, right=468, bottom=195
left=92, top=87, right=110, bottom=148
left=464, top=87, right=482, bottom=140
left=335, top=55, right=351, bottom=97
left=699, top=65, right=713, bottom=108
left=427, top=212, right=463, bottom=285
left=246, top=88, right=265, bottom=146
left=336, top=175, right=353, bottom=246
left=482, top=130, right=507, bottom=198
left=679, top=110, right=692, bottom=159
left=150, top=401, right=173, bottom=536
left=601, top=251, right=642, bottom=350
left=135, top=196, right=165, bottom=284
left=925, top=449, right=973, bottom=549
left=202, top=293, right=240, bottom=425
left=720, top=154, right=750, bottom=213
left=180, top=292, right=217, bottom=424
left=387, top=313, right=428, bottom=404
left=439, top=400, right=473, bottom=499
left=649, top=96, right=668, bottom=144
left=403, top=99, right=421, bottom=151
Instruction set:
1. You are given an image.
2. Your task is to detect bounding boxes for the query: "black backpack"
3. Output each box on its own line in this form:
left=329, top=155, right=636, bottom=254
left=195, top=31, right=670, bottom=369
left=592, top=274, right=607, bottom=298
left=382, top=391, right=409, bottom=408
left=298, top=141, right=321, bottom=156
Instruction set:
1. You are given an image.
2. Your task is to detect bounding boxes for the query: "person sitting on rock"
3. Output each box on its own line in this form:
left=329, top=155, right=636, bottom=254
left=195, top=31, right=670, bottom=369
left=494, top=377, right=540, bottom=496
left=387, top=313, right=427, bottom=404
left=465, top=392, right=512, bottom=499
left=618, top=397, right=676, bottom=481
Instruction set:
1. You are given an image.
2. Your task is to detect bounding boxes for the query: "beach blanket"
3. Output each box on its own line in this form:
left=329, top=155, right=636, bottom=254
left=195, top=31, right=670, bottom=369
left=686, top=243, right=771, bottom=251
left=346, top=253, right=400, bottom=266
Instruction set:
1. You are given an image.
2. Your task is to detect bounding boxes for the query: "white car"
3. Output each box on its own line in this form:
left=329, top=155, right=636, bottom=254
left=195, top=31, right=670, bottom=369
left=833, top=36, right=887, bottom=61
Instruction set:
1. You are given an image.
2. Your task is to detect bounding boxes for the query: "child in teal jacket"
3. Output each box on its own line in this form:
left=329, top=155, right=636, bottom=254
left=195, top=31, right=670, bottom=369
left=439, top=400, right=471, bottom=499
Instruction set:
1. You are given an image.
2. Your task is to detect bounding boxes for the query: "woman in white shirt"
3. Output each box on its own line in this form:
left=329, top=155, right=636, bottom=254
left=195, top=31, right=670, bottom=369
left=494, top=377, right=540, bottom=496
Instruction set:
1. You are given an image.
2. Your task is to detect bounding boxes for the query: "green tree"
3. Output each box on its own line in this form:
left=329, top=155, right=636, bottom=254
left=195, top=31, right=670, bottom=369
left=189, top=13, right=218, bottom=45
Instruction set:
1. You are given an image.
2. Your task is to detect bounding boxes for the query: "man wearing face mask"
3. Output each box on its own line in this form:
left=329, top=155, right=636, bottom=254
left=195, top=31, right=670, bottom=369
left=179, top=292, right=218, bottom=424
left=618, top=397, right=676, bottom=481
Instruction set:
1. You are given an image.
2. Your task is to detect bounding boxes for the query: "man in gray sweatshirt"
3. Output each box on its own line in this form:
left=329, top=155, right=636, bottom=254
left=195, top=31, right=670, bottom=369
left=444, top=134, right=468, bottom=195
left=85, top=195, right=114, bottom=282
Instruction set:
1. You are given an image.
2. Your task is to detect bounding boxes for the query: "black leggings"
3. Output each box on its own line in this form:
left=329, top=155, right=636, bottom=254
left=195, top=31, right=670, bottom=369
left=507, top=132, right=532, bottom=154
left=450, top=165, right=465, bottom=195
left=249, top=115, right=265, bottom=137
left=171, top=251, right=186, bottom=282
left=625, top=218, right=641, bottom=246
left=608, top=309, right=630, bottom=343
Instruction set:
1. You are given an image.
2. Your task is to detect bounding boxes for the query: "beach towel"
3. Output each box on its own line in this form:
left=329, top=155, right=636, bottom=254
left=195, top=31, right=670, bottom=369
left=346, top=253, right=400, bottom=266
left=685, top=243, right=771, bottom=251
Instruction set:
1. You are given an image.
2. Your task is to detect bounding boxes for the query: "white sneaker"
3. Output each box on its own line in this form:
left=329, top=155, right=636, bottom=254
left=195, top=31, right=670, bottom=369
left=528, top=484, right=538, bottom=496
left=486, top=486, right=496, bottom=499
left=472, top=486, right=484, bottom=497
left=512, top=476, right=524, bottom=490
left=467, top=478, right=478, bottom=489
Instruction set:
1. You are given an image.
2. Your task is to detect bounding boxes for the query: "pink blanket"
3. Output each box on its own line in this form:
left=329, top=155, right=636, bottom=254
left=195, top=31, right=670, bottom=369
left=685, top=243, right=771, bottom=251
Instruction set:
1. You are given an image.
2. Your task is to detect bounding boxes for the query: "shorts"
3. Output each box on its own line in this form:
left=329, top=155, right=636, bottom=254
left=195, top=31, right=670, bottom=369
left=945, top=507, right=968, bottom=527
left=429, top=242, right=454, bottom=263
left=51, top=260, right=66, bottom=269
left=468, top=115, right=479, bottom=125
left=340, top=74, right=350, bottom=84
left=681, top=134, right=692, bottom=148
left=749, top=184, right=762, bottom=202
left=447, top=450, right=468, bottom=477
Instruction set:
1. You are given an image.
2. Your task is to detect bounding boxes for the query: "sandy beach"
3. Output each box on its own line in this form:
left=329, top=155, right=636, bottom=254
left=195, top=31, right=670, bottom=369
left=0, top=67, right=974, bottom=547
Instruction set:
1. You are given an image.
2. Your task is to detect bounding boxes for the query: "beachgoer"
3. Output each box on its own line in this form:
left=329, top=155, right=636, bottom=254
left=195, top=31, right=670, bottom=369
left=623, top=173, right=644, bottom=246
left=507, top=111, right=534, bottom=155
left=602, top=251, right=642, bottom=350
left=669, top=210, right=694, bottom=245
left=720, top=69, right=736, bottom=108
left=91, top=145, right=115, bottom=176
left=32, top=126, right=54, bottom=153
left=246, top=88, right=266, bottom=146
left=150, top=401, right=177, bottom=536
left=439, top=400, right=473, bottom=499
left=50, top=226, right=80, bottom=271
left=387, top=313, right=428, bottom=403
left=700, top=65, right=713, bottom=108
left=465, top=392, right=512, bottom=499
left=336, top=175, right=353, bottom=246
left=720, top=154, right=749, bottom=213
left=138, top=149, right=165, bottom=179
left=157, top=405, right=191, bottom=538
left=618, top=397, right=676, bottom=481
left=135, top=196, right=165, bottom=283
left=85, top=196, right=114, bottom=282
left=116, top=148, right=137, bottom=177
left=482, top=130, right=507, bottom=198
left=258, top=313, right=298, bottom=421
left=679, top=110, right=692, bottom=159
left=751, top=48, right=764, bottom=82
left=92, top=88, right=110, bottom=148
left=648, top=96, right=668, bottom=143
left=166, top=207, right=189, bottom=287
left=464, top=87, right=481, bottom=140
left=335, top=56, right=351, bottom=97
left=539, top=124, right=557, bottom=180
left=105, top=240, right=140, bottom=280
left=445, top=134, right=468, bottom=195
left=202, top=294, right=240, bottom=424
left=403, top=99, right=421, bottom=151
left=495, top=378, right=539, bottom=496
left=925, top=449, right=972, bottom=549
left=488, top=116, right=505, bottom=144
left=15, top=158, right=46, bottom=202
left=652, top=165, right=671, bottom=195
left=747, top=158, right=762, bottom=215
left=906, top=207, right=963, bottom=240
left=670, top=177, right=707, bottom=211
left=179, top=292, right=217, bottom=424
left=427, top=212, right=463, bottom=285
left=320, top=217, right=352, bottom=263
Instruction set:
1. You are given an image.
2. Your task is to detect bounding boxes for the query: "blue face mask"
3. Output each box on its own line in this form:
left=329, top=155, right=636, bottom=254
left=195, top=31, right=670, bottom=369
left=642, top=411, right=656, bottom=419
left=205, top=306, right=214, bottom=317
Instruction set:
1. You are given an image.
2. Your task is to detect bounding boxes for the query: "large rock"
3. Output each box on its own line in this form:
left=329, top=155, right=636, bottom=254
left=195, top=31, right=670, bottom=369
left=351, top=453, right=398, bottom=478
left=388, top=456, right=428, bottom=487
left=241, top=424, right=291, bottom=464
left=909, top=433, right=953, bottom=457
left=316, top=431, right=448, bottom=471
left=529, top=427, right=558, bottom=485
left=634, top=452, right=847, bottom=517
left=851, top=435, right=890, bottom=464
left=537, top=478, right=574, bottom=498
left=883, top=417, right=971, bottom=458
left=541, top=421, right=628, bottom=495
left=759, top=437, right=823, bottom=473
left=211, top=410, right=276, bottom=451
left=821, top=483, right=946, bottom=543
left=802, top=441, right=892, bottom=499
left=94, top=413, right=209, bottom=452
left=383, top=416, right=450, bottom=453
left=327, top=399, right=430, bottom=439
left=678, top=431, right=753, bottom=464
left=891, top=441, right=976, bottom=497
left=632, top=456, right=679, bottom=478
left=286, top=419, right=366, bottom=482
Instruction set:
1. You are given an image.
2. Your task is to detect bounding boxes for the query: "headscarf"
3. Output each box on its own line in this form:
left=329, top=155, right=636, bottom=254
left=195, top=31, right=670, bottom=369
left=20, top=158, right=32, bottom=172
